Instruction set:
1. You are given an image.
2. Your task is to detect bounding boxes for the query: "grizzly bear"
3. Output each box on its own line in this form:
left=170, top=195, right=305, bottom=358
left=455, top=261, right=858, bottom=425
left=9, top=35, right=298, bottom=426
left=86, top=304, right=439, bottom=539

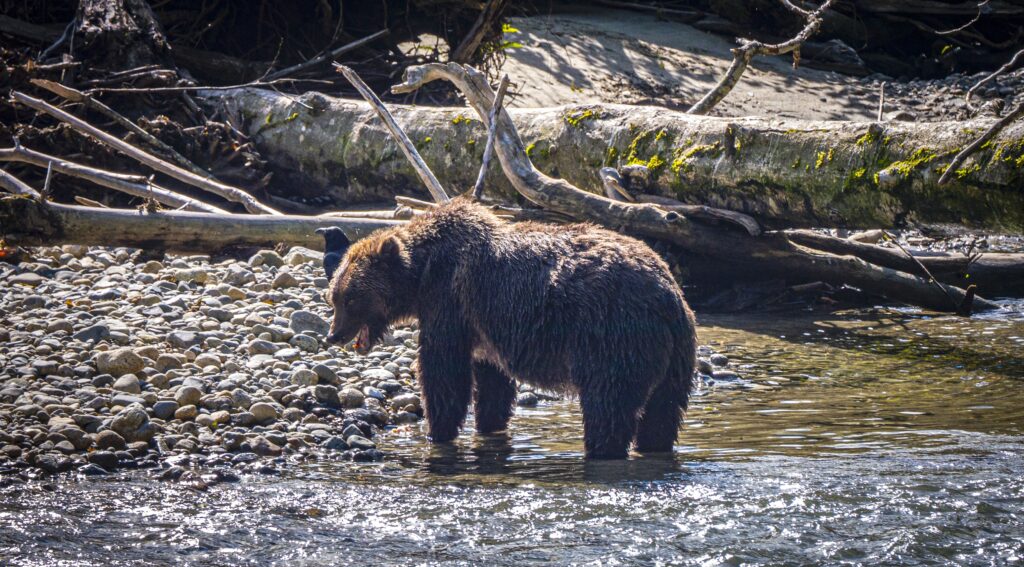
left=325, top=198, right=697, bottom=459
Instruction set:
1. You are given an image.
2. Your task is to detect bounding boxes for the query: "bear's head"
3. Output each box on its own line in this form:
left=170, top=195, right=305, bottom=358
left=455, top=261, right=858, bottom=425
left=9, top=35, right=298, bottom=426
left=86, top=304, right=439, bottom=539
left=325, top=231, right=411, bottom=354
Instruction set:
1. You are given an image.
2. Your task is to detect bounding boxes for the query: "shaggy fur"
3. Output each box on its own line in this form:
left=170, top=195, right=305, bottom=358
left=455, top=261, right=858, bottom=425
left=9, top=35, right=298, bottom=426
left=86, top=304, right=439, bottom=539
left=325, top=198, right=697, bottom=459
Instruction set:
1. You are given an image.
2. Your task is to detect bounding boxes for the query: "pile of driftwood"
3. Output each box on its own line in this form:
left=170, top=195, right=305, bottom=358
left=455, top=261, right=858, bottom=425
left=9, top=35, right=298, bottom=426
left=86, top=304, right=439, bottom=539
left=3, top=56, right=1024, bottom=314
left=2, top=0, right=1024, bottom=315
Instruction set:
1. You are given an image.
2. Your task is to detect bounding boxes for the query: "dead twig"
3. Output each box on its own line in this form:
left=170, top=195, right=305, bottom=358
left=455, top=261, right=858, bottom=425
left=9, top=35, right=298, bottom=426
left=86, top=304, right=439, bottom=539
left=11, top=91, right=280, bottom=214
left=687, top=0, right=836, bottom=115
left=936, top=0, right=990, bottom=35
left=473, top=74, right=510, bottom=200
left=881, top=231, right=960, bottom=311
left=39, top=18, right=75, bottom=61
left=41, top=161, right=54, bottom=200
left=877, top=82, right=886, bottom=121
left=334, top=63, right=450, bottom=203
left=265, top=29, right=388, bottom=81
left=395, top=195, right=439, bottom=210
left=74, top=196, right=108, bottom=208
left=966, top=47, right=1024, bottom=112
left=450, top=0, right=509, bottom=64
left=937, top=103, right=1024, bottom=185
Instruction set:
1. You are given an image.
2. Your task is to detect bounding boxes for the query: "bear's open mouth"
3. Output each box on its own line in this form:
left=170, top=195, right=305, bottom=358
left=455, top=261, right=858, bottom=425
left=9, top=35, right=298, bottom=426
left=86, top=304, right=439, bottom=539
left=353, top=324, right=371, bottom=354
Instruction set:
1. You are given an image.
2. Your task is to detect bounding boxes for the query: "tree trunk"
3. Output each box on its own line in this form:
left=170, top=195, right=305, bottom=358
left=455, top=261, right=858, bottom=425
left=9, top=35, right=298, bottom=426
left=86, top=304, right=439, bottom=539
left=0, top=196, right=398, bottom=253
left=75, top=0, right=173, bottom=71
left=202, top=88, right=1024, bottom=231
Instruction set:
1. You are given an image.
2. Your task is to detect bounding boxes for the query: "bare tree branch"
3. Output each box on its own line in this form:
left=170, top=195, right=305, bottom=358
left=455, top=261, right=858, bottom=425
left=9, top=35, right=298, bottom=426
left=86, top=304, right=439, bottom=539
left=30, top=79, right=215, bottom=180
left=0, top=145, right=228, bottom=213
left=11, top=91, right=281, bottom=214
left=0, top=168, right=41, bottom=198
left=687, top=0, right=836, bottom=115
left=937, top=102, right=1024, bottom=185
left=265, top=29, right=388, bottom=81
left=936, top=0, right=990, bottom=35
left=334, top=63, right=451, bottom=203
left=966, top=47, right=1024, bottom=112
left=450, top=0, right=509, bottom=64
left=473, top=74, right=510, bottom=200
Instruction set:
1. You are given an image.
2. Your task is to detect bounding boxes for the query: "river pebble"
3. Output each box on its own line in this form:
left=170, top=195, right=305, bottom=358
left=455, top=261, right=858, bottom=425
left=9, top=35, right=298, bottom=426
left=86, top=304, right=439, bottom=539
left=0, top=245, right=429, bottom=479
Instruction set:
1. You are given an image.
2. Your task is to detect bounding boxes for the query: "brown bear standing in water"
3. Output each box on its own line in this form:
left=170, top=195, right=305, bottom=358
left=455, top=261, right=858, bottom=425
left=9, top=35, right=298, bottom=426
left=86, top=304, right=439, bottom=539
left=325, top=198, right=697, bottom=459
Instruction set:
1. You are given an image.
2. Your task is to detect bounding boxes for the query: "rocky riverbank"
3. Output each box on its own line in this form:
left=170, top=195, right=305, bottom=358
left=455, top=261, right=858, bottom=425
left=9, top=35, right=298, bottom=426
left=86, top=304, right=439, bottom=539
left=0, top=245, right=740, bottom=484
left=0, top=245, right=433, bottom=486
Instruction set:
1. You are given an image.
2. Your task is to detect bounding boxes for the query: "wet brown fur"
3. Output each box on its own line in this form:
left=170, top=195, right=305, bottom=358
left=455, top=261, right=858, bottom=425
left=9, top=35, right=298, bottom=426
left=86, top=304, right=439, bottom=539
left=326, top=197, right=697, bottom=459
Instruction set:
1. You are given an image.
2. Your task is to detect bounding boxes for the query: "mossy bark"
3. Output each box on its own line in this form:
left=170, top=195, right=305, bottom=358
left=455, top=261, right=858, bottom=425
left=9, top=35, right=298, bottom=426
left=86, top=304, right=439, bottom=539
left=202, top=88, right=1024, bottom=230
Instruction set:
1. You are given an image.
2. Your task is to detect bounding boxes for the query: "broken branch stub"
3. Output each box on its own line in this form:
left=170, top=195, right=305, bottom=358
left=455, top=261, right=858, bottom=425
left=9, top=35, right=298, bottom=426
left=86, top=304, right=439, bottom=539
left=938, top=103, right=1024, bottom=186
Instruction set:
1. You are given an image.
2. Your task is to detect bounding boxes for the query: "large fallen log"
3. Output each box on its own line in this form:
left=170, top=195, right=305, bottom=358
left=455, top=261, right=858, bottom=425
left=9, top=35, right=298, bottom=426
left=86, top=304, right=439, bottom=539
left=0, top=196, right=398, bottom=253
left=388, top=62, right=1003, bottom=313
left=201, top=87, right=1024, bottom=230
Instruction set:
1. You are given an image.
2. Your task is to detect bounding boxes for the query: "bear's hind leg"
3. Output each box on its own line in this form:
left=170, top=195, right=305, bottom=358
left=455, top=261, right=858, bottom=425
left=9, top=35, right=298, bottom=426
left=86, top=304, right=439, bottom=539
left=472, top=361, right=517, bottom=434
left=578, top=371, right=648, bottom=460
left=634, top=379, right=683, bottom=453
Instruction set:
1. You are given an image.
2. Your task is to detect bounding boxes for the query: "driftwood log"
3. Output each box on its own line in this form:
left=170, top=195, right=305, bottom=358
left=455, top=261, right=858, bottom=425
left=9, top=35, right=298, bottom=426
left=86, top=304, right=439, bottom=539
left=0, top=196, right=397, bottom=253
left=0, top=145, right=228, bottom=214
left=388, top=62, right=1002, bottom=313
left=201, top=88, right=1024, bottom=230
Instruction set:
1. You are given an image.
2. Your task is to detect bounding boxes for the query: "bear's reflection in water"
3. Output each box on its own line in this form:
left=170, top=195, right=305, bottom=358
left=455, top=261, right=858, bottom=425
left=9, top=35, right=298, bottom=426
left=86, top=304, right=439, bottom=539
left=419, top=433, right=684, bottom=484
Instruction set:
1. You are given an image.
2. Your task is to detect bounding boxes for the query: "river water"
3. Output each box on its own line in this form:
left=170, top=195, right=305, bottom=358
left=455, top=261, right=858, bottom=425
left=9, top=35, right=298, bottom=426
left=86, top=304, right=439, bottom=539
left=2, top=306, right=1023, bottom=566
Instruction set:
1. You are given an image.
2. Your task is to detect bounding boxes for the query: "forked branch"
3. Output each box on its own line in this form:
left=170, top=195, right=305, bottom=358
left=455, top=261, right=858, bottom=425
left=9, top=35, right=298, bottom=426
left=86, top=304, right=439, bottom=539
left=687, top=0, right=836, bottom=115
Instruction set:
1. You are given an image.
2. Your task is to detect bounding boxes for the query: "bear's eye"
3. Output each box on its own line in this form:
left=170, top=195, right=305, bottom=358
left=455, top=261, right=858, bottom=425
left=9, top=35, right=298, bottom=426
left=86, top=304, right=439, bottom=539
left=345, top=297, right=356, bottom=308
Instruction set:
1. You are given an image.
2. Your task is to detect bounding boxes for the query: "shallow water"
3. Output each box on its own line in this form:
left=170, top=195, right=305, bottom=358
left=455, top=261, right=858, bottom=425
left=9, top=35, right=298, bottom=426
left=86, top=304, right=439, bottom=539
left=3, top=305, right=1024, bottom=566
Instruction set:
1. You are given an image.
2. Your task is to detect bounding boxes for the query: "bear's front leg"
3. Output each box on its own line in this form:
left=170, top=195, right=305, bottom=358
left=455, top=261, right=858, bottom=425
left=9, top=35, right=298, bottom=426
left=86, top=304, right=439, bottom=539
left=417, top=331, right=473, bottom=444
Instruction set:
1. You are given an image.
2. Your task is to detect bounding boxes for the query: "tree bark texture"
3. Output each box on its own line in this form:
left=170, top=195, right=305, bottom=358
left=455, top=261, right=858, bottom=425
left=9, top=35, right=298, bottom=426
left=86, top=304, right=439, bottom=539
left=202, top=88, right=1024, bottom=231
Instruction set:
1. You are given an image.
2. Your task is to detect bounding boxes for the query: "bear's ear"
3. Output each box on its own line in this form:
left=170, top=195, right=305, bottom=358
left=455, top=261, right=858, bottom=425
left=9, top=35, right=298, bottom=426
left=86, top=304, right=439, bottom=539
left=377, top=235, right=403, bottom=257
